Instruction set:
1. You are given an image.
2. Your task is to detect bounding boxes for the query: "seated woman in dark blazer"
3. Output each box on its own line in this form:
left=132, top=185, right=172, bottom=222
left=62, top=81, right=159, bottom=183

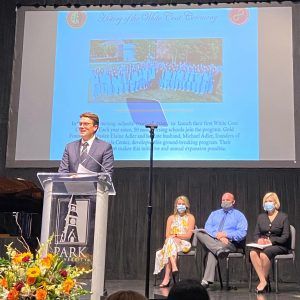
left=249, top=192, right=290, bottom=293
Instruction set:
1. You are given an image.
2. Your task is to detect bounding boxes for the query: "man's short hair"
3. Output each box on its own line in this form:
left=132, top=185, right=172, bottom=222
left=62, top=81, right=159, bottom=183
left=80, top=112, right=99, bottom=127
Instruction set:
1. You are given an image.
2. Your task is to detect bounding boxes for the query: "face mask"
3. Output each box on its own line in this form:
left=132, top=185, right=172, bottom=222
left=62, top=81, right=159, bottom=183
left=177, top=204, right=186, bottom=213
left=264, top=202, right=275, bottom=212
left=221, top=201, right=233, bottom=210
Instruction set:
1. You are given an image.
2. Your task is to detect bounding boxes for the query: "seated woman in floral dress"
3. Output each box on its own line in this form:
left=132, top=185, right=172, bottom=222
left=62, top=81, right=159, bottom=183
left=154, top=195, right=195, bottom=288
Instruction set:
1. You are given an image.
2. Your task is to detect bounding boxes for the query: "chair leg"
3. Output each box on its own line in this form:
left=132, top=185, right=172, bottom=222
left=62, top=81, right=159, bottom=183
left=267, top=276, right=271, bottom=293
left=226, top=257, right=229, bottom=289
left=193, top=253, right=200, bottom=281
left=293, top=260, right=300, bottom=290
left=243, top=255, right=247, bottom=284
left=249, top=262, right=252, bottom=292
left=275, top=259, right=278, bottom=293
left=177, top=256, right=181, bottom=282
left=217, top=259, right=223, bottom=289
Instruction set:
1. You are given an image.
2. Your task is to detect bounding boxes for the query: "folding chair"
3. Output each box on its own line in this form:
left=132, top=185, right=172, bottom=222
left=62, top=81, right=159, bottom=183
left=217, top=239, right=247, bottom=289
left=248, top=225, right=297, bottom=293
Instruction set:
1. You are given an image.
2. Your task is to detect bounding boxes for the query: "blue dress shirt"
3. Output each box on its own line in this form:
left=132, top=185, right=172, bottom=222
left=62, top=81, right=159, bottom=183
left=204, top=208, right=248, bottom=242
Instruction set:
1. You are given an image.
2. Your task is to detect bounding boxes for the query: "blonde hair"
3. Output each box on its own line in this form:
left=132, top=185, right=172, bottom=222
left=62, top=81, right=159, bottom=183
left=262, top=192, right=280, bottom=210
left=173, top=195, right=191, bottom=215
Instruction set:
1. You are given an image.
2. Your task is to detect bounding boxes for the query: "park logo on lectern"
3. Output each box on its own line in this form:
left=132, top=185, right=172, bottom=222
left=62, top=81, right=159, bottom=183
left=55, top=196, right=90, bottom=246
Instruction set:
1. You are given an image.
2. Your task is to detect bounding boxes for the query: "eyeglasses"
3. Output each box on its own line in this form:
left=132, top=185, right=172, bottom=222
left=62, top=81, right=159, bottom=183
left=79, top=122, right=93, bottom=127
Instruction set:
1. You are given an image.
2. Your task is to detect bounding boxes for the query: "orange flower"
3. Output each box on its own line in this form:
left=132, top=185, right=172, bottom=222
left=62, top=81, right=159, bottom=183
left=41, top=253, right=53, bottom=268
left=26, top=266, right=41, bottom=278
left=26, top=276, right=37, bottom=285
left=63, top=278, right=75, bottom=294
left=0, top=277, right=8, bottom=288
left=7, top=288, right=19, bottom=300
left=36, top=288, right=47, bottom=300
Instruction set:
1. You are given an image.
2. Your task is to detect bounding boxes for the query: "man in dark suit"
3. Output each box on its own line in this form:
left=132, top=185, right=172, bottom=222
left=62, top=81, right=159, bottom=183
left=58, top=112, right=114, bottom=176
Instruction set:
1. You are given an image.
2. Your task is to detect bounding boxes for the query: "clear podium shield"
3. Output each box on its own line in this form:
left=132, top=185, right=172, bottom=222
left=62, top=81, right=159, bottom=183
left=37, top=172, right=116, bottom=300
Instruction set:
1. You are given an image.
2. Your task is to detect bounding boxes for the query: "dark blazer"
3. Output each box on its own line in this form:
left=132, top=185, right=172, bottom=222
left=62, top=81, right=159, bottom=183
left=253, top=211, right=290, bottom=249
left=58, top=137, right=114, bottom=176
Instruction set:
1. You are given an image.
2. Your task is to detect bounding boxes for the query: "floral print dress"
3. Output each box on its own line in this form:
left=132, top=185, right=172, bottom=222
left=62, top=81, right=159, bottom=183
left=153, top=214, right=191, bottom=274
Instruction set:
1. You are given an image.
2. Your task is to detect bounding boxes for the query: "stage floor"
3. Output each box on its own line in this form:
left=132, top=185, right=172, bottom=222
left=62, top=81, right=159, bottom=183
left=105, top=280, right=300, bottom=300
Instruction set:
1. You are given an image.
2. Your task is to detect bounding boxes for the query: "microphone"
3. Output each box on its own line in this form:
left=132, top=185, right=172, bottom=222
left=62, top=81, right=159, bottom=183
left=80, top=148, right=112, bottom=181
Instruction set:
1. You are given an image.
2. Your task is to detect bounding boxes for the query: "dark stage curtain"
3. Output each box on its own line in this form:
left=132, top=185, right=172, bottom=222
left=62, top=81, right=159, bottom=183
left=105, top=167, right=300, bottom=280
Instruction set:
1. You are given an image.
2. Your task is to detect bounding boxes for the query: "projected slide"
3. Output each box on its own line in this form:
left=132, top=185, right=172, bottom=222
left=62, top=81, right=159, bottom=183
left=9, top=5, right=295, bottom=167
left=50, top=8, right=259, bottom=161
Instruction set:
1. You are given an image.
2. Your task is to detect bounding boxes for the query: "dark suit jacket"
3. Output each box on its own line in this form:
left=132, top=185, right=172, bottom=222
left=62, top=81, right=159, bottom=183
left=253, top=211, right=290, bottom=249
left=58, top=137, right=114, bottom=176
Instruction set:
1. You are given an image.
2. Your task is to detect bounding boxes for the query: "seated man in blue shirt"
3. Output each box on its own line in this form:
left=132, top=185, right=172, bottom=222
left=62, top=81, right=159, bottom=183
left=197, top=192, right=248, bottom=288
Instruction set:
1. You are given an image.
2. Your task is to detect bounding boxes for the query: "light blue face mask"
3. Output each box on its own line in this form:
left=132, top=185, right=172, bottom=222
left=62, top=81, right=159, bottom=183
left=177, top=204, right=186, bottom=214
left=263, top=202, right=275, bottom=212
left=221, top=201, right=233, bottom=210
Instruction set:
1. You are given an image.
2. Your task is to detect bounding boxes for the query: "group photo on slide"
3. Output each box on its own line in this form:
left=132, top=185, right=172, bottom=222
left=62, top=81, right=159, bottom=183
left=0, top=1, right=299, bottom=300
left=89, top=39, right=222, bottom=102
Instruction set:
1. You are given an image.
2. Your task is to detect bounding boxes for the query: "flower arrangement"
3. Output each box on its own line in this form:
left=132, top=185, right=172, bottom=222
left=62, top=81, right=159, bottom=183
left=0, top=238, right=91, bottom=300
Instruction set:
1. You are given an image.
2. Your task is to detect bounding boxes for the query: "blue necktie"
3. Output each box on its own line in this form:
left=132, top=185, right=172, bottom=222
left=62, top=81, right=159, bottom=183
left=218, top=211, right=228, bottom=231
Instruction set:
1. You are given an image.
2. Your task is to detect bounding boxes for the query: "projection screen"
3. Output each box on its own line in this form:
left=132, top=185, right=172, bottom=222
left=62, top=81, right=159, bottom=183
left=6, top=3, right=299, bottom=168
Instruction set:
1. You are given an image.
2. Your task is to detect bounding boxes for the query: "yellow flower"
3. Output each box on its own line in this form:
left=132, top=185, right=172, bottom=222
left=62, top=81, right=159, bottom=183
left=26, top=266, right=41, bottom=278
left=11, top=251, right=32, bottom=264
left=36, top=288, right=47, bottom=300
left=21, top=252, right=33, bottom=262
left=40, top=280, right=47, bottom=287
left=63, top=278, right=75, bottom=294
left=12, top=253, right=23, bottom=264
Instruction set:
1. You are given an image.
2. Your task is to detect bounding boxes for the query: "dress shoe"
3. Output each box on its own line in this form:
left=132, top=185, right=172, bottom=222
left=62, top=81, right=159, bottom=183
left=216, top=248, right=231, bottom=258
left=255, top=287, right=267, bottom=293
left=172, top=271, right=179, bottom=284
left=159, top=280, right=171, bottom=288
left=201, top=280, right=212, bottom=289
left=201, top=282, right=209, bottom=289
left=255, top=283, right=268, bottom=293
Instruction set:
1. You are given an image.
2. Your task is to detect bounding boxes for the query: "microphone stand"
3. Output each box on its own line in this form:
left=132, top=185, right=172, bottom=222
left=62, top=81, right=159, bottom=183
left=145, top=124, right=157, bottom=298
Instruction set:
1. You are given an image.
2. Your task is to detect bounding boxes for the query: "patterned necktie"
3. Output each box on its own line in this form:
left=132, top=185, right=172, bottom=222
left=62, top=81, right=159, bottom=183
left=218, top=211, right=228, bottom=232
left=80, top=142, right=88, bottom=163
